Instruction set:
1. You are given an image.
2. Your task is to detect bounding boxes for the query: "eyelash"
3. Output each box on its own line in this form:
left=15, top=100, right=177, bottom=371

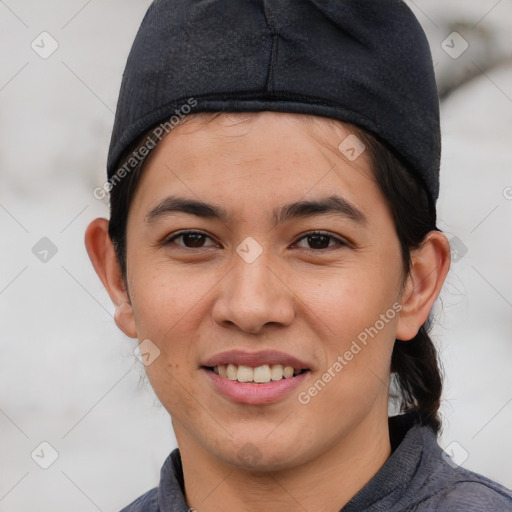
left=163, top=230, right=346, bottom=252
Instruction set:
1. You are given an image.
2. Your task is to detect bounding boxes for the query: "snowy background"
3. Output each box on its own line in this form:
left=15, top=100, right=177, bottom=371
left=0, top=1, right=511, bottom=510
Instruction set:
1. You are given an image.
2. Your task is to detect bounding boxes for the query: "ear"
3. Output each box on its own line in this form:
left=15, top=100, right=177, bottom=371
left=396, top=231, right=451, bottom=341
left=84, top=218, right=138, bottom=338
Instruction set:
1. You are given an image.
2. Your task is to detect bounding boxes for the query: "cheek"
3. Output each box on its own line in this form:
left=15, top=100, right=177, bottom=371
left=296, top=273, right=399, bottom=427
left=290, top=256, right=401, bottom=404
left=129, top=267, right=208, bottom=420
left=126, top=260, right=220, bottom=387
left=293, top=260, right=400, bottom=342
left=128, top=262, right=209, bottom=339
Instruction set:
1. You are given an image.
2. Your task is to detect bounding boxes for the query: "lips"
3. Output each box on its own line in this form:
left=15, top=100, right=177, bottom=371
left=201, top=349, right=311, bottom=370
left=200, top=350, right=311, bottom=403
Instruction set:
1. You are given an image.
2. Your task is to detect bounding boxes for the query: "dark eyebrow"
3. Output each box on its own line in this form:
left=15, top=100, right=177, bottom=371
left=145, top=194, right=367, bottom=226
left=272, top=195, right=367, bottom=226
left=145, top=196, right=229, bottom=224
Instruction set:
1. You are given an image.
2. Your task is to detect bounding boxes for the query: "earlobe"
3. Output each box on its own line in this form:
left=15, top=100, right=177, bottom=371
left=114, top=302, right=137, bottom=338
left=84, top=218, right=138, bottom=339
left=395, top=231, right=451, bottom=341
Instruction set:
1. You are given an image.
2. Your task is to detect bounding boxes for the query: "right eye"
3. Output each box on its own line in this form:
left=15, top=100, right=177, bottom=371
left=164, top=230, right=218, bottom=249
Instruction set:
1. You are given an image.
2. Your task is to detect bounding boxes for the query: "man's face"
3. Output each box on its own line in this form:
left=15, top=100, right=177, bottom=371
left=123, top=112, right=404, bottom=470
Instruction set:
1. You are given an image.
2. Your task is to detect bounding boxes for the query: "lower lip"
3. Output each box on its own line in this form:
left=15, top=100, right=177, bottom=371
left=203, top=368, right=310, bottom=405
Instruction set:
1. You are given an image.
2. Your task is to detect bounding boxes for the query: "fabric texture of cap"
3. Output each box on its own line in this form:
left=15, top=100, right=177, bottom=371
left=107, top=0, right=441, bottom=203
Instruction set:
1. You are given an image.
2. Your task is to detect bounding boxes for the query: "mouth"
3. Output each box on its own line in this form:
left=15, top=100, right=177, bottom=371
left=200, top=350, right=311, bottom=404
left=202, top=364, right=309, bottom=383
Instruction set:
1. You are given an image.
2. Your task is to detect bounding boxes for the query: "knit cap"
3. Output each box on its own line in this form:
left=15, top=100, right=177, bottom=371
left=107, top=0, right=440, bottom=203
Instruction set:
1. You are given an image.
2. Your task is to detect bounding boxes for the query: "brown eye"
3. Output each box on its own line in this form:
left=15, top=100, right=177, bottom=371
left=166, top=231, right=217, bottom=248
left=181, top=233, right=207, bottom=247
left=306, top=234, right=331, bottom=249
left=294, top=231, right=345, bottom=251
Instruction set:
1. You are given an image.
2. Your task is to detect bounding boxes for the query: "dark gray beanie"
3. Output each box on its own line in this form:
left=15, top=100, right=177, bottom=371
left=107, top=0, right=441, bottom=203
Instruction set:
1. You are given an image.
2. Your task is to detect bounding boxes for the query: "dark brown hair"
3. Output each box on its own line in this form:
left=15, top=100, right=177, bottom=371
left=354, top=127, right=443, bottom=434
left=107, top=112, right=443, bottom=433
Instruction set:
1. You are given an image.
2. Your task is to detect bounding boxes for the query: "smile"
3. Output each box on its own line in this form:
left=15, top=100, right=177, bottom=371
left=206, top=364, right=308, bottom=383
left=201, top=349, right=311, bottom=404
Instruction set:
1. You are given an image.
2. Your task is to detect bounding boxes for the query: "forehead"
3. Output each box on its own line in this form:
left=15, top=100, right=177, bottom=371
left=130, top=112, right=382, bottom=222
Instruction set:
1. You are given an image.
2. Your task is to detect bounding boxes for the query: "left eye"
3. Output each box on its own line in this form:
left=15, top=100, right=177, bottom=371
left=293, top=232, right=345, bottom=250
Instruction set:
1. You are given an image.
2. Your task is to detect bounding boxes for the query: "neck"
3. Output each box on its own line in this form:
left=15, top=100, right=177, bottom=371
left=175, top=411, right=392, bottom=512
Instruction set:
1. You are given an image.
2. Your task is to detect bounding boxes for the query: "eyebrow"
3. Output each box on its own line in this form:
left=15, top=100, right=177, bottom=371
left=145, top=194, right=367, bottom=226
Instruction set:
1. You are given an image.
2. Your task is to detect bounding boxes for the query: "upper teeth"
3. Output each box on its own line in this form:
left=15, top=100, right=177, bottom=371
left=213, top=364, right=302, bottom=383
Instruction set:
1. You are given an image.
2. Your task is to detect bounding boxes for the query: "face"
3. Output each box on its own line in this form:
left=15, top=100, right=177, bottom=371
left=122, top=112, right=406, bottom=470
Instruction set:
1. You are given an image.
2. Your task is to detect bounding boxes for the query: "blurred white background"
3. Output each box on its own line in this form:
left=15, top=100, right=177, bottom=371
left=0, top=1, right=511, bottom=510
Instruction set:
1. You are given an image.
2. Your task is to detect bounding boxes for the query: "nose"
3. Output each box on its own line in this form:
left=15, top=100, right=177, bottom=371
left=212, top=251, right=296, bottom=334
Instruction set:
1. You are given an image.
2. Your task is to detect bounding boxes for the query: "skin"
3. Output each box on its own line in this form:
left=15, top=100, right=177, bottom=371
left=85, top=112, right=450, bottom=512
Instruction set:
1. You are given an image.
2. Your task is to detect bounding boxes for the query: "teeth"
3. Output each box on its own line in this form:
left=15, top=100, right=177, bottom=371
left=271, top=364, right=283, bottom=381
left=213, top=363, right=303, bottom=383
left=254, top=365, right=271, bottom=383
left=226, top=363, right=238, bottom=380
left=237, top=365, right=253, bottom=382
left=283, top=366, right=294, bottom=379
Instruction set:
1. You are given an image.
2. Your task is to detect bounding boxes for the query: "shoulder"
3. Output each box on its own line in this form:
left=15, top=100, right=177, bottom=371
left=420, top=477, right=512, bottom=511
left=401, top=425, right=512, bottom=511
left=417, top=432, right=512, bottom=511
left=118, top=487, right=159, bottom=512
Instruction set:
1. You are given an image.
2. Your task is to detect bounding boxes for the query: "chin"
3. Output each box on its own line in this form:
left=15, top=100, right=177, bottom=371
left=212, top=436, right=310, bottom=473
